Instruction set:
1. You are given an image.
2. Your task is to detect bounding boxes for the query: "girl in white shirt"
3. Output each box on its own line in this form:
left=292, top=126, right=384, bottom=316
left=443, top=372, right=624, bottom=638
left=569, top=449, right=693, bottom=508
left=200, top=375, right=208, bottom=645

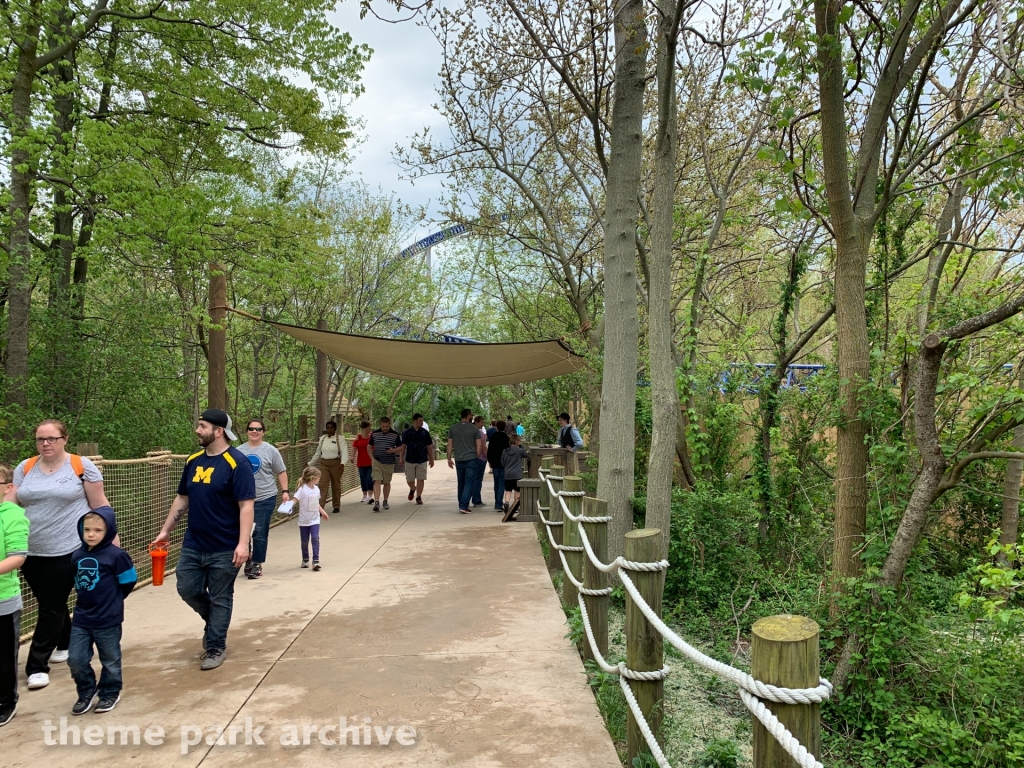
left=294, top=467, right=329, bottom=570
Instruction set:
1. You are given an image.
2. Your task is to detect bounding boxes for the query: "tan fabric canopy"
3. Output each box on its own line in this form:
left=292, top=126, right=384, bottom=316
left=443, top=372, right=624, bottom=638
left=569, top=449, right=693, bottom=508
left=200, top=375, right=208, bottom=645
left=268, top=320, right=588, bottom=385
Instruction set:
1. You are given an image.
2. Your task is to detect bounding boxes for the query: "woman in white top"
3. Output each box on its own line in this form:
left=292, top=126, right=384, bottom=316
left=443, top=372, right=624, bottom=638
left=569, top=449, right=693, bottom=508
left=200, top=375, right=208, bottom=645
left=11, top=419, right=108, bottom=691
left=308, top=421, right=349, bottom=512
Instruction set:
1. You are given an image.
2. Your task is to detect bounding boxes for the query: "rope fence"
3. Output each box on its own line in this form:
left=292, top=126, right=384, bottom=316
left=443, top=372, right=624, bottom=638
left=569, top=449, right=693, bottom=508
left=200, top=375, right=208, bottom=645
left=18, top=438, right=362, bottom=642
left=535, top=456, right=830, bottom=768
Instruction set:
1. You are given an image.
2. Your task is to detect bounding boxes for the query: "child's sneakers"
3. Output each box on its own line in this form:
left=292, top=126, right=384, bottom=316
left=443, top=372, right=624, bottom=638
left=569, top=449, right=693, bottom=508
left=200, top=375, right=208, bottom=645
left=301, top=560, right=309, bottom=568
left=312, top=561, right=321, bottom=571
left=95, top=694, right=120, bottom=713
left=247, top=563, right=262, bottom=580
left=72, top=693, right=97, bottom=716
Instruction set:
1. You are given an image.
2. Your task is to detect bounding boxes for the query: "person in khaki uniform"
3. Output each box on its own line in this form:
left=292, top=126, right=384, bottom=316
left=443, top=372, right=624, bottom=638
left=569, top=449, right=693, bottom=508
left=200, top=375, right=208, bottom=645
left=309, top=422, right=348, bottom=513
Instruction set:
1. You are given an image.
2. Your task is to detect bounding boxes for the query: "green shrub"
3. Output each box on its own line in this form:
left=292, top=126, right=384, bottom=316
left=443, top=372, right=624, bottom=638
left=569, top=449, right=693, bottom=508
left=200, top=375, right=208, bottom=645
left=695, top=737, right=743, bottom=768
left=663, top=488, right=761, bottom=612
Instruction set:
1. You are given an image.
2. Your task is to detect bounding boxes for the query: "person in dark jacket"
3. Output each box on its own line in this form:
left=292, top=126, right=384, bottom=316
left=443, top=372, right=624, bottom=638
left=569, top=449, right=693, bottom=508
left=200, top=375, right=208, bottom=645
left=501, top=434, right=531, bottom=512
left=486, top=421, right=511, bottom=511
left=68, top=506, right=136, bottom=716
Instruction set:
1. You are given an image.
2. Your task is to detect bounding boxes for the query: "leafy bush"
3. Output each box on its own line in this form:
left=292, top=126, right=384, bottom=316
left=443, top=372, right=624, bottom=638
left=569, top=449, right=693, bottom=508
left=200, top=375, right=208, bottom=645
left=695, top=737, right=743, bottom=768
left=663, top=488, right=761, bottom=612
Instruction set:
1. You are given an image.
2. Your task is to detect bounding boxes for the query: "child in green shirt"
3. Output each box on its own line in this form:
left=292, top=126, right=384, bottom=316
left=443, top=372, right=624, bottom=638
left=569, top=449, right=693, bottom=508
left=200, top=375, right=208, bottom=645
left=0, top=463, right=29, bottom=727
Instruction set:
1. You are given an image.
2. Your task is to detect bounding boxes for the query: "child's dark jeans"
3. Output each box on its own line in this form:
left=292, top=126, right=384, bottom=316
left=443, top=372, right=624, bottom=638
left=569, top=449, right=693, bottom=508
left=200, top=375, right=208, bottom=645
left=68, top=624, right=122, bottom=700
left=0, top=610, right=19, bottom=711
left=358, top=465, right=373, bottom=493
left=300, top=524, right=321, bottom=561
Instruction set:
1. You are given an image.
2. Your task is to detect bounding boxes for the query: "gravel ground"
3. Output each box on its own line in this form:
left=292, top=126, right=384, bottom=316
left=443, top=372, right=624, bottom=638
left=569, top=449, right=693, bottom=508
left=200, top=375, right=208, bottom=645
left=539, top=526, right=752, bottom=766
left=605, top=605, right=753, bottom=767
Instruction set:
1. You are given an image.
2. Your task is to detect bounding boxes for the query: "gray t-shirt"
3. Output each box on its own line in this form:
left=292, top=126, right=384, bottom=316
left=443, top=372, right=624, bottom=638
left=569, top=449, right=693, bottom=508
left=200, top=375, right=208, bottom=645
left=14, top=455, right=103, bottom=556
left=238, top=442, right=287, bottom=502
left=448, top=421, right=481, bottom=462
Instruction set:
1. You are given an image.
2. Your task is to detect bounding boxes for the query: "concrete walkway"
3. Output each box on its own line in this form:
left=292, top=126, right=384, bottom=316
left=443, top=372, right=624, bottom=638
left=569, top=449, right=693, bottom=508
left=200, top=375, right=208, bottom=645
left=5, top=468, right=620, bottom=767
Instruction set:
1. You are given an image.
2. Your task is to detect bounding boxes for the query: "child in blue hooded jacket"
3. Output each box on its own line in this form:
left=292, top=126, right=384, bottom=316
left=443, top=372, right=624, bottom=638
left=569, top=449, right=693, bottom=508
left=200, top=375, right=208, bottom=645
left=68, top=506, right=136, bottom=715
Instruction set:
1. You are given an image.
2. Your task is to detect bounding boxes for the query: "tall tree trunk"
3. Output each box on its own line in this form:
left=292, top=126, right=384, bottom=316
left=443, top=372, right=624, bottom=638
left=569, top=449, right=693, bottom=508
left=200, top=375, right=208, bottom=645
left=645, top=0, right=681, bottom=559
left=5, top=20, right=42, bottom=421
left=999, top=364, right=1024, bottom=563
left=755, top=245, right=808, bottom=538
left=815, top=0, right=871, bottom=599
left=387, top=380, right=406, bottom=421
left=47, top=42, right=80, bottom=414
left=315, top=318, right=328, bottom=431
left=598, top=0, right=646, bottom=560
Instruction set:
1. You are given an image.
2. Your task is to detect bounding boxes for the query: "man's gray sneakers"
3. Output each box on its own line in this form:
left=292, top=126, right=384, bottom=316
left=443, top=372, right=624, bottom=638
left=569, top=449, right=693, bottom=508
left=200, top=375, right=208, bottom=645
left=200, top=648, right=226, bottom=670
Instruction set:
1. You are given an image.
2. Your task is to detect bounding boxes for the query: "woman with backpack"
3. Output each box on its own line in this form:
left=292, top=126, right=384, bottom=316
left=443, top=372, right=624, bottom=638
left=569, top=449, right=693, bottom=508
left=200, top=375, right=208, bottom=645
left=10, top=419, right=108, bottom=691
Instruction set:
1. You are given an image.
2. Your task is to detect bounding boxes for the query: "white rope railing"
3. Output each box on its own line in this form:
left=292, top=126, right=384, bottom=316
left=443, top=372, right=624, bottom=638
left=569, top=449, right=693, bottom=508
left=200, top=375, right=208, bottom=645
left=536, top=468, right=828, bottom=768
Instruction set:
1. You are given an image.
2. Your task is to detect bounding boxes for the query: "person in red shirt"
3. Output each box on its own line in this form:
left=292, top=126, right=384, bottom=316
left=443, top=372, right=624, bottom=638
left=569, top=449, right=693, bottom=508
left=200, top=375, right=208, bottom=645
left=352, top=422, right=374, bottom=504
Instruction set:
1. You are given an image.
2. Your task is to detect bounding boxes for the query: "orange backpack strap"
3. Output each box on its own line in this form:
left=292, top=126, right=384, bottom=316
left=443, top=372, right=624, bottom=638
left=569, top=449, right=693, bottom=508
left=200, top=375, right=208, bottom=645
left=22, top=454, right=85, bottom=481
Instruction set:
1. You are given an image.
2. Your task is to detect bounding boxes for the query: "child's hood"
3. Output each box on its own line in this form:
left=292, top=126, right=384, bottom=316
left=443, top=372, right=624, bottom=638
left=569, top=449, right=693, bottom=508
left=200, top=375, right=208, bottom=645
left=78, top=505, right=119, bottom=550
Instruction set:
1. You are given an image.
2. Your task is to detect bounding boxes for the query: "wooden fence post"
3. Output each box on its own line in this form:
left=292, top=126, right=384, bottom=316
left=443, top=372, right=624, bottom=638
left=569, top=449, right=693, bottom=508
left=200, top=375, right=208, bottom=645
left=77, top=442, right=99, bottom=457
left=752, top=615, right=821, bottom=768
left=297, top=415, right=308, bottom=441
left=624, top=528, right=665, bottom=765
left=147, top=451, right=172, bottom=522
left=549, top=465, right=565, bottom=597
left=208, top=263, right=227, bottom=410
left=539, top=457, right=557, bottom=570
left=562, top=476, right=583, bottom=618
left=581, top=496, right=609, bottom=663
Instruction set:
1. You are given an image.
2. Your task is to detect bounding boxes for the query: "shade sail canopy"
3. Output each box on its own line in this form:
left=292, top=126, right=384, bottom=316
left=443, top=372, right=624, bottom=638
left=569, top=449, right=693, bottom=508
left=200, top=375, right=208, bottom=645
left=269, top=320, right=588, bottom=385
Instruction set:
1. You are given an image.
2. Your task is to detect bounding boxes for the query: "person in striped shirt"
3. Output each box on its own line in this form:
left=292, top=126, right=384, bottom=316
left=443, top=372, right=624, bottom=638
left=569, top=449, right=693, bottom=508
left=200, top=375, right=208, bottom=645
left=368, top=418, right=403, bottom=512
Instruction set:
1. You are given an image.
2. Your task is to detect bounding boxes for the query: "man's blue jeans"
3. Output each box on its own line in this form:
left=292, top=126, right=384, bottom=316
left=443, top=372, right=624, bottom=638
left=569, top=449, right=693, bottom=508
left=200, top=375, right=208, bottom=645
left=455, top=460, right=478, bottom=511
left=492, top=467, right=506, bottom=509
left=471, top=458, right=487, bottom=504
left=175, top=547, right=239, bottom=652
left=250, top=496, right=277, bottom=563
left=68, top=624, right=122, bottom=700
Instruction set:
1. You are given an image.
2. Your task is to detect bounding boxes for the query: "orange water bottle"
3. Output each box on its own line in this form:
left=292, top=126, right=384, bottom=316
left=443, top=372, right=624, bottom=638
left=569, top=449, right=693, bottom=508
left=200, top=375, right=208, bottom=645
left=149, top=543, right=169, bottom=586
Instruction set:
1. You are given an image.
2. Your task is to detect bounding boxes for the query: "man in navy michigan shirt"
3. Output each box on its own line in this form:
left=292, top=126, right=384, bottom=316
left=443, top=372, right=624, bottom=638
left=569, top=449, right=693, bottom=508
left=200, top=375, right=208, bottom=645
left=151, top=408, right=254, bottom=670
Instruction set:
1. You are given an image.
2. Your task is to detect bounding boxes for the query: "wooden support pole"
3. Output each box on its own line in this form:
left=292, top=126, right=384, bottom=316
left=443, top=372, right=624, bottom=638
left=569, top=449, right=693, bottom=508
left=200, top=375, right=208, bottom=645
left=562, top=476, right=583, bottom=618
left=76, top=442, right=99, bottom=457
left=315, top=318, right=328, bottom=435
left=549, top=465, right=565, bottom=594
left=147, top=451, right=171, bottom=516
left=582, top=496, right=609, bottom=663
left=539, top=457, right=557, bottom=570
left=297, top=414, right=308, bottom=441
left=625, top=528, right=665, bottom=764
left=752, top=615, right=821, bottom=768
left=208, top=263, right=227, bottom=410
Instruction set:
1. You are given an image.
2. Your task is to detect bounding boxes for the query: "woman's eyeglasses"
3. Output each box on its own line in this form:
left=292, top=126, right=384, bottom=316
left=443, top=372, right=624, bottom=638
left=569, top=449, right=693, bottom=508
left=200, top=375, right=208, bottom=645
left=35, top=436, right=65, bottom=444
left=247, top=427, right=264, bottom=432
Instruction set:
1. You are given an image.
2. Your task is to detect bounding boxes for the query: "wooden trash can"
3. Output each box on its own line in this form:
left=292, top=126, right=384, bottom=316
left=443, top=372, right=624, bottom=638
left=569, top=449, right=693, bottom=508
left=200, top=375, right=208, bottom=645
left=516, top=478, right=542, bottom=522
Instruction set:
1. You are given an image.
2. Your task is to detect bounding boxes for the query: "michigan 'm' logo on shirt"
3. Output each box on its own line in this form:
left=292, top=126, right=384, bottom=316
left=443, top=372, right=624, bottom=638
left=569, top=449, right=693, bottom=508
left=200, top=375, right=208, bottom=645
left=192, top=466, right=215, bottom=484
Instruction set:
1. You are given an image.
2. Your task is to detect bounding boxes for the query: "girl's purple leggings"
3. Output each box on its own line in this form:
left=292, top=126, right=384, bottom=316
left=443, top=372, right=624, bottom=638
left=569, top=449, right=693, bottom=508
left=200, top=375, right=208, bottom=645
left=300, top=524, right=320, bottom=561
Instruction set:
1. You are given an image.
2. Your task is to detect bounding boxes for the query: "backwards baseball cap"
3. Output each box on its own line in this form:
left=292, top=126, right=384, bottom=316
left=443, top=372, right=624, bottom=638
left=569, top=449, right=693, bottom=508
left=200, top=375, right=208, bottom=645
left=199, top=409, right=237, bottom=441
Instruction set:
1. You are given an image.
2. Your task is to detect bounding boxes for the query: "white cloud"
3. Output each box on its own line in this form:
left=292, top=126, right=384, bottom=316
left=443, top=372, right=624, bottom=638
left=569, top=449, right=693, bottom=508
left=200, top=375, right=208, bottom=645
left=328, top=2, right=450, bottom=243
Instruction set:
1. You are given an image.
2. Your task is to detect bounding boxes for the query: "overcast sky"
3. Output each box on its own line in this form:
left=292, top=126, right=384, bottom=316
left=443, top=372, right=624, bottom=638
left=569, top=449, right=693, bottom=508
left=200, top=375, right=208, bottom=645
left=327, top=2, right=449, bottom=244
